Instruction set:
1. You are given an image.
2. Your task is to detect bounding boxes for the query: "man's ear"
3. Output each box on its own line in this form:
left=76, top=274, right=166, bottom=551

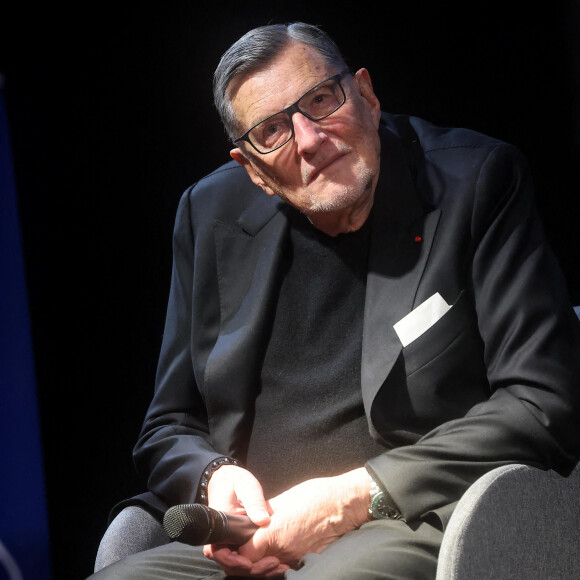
left=353, top=68, right=381, bottom=128
left=230, top=148, right=276, bottom=197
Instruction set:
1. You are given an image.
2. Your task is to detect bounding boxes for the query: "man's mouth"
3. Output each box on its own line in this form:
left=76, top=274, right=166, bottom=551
left=305, top=150, right=350, bottom=184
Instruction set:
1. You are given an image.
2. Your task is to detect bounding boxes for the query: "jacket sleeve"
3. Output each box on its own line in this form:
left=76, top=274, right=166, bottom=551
left=132, top=188, right=223, bottom=509
left=366, top=144, right=580, bottom=529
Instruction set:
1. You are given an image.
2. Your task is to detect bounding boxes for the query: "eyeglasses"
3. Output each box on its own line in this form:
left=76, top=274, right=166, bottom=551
left=233, top=70, right=350, bottom=154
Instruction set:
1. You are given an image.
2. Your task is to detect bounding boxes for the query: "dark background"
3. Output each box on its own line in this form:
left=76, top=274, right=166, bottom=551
left=2, top=2, right=579, bottom=578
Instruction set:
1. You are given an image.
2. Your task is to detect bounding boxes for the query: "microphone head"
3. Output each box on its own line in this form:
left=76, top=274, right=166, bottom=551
left=163, top=503, right=216, bottom=545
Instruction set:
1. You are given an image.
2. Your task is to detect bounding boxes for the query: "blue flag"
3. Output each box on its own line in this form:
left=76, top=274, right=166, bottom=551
left=0, top=80, right=52, bottom=579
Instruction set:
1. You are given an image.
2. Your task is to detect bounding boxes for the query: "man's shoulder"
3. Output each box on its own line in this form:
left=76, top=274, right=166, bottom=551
left=190, top=160, right=256, bottom=198
left=382, top=112, right=511, bottom=155
left=179, top=160, right=283, bottom=232
left=184, top=160, right=263, bottom=214
left=381, top=112, right=527, bottom=192
left=380, top=113, right=531, bottom=213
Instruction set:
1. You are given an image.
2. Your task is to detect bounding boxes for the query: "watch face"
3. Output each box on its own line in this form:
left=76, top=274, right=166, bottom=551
left=371, top=492, right=399, bottom=520
left=371, top=492, right=389, bottom=519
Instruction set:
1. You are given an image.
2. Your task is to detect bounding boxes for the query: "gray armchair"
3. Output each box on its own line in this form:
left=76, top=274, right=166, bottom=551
left=436, top=463, right=580, bottom=579
left=95, top=462, right=580, bottom=578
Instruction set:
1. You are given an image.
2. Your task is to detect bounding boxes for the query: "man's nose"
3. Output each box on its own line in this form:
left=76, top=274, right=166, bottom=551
left=292, top=113, right=326, bottom=155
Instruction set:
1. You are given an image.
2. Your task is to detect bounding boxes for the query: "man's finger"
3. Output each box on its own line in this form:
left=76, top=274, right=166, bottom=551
left=236, top=474, right=271, bottom=526
left=206, top=545, right=254, bottom=570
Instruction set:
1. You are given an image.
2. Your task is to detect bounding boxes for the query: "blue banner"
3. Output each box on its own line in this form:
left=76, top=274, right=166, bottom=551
left=0, top=80, right=52, bottom=579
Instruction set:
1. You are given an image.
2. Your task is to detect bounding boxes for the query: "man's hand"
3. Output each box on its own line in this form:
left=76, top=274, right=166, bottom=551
left=239, top=467, right=371, bottom=568
left=203, top=465, right=290, bottom=577
left=205, top=464, right=270, bottom=522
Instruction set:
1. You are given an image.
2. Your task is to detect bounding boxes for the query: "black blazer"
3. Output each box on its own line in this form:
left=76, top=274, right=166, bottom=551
left=126, top=114, right=580, bottom=530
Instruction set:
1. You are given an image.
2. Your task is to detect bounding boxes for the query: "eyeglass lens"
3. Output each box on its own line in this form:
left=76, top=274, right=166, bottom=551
left=249, top=77, right=345, bottom=153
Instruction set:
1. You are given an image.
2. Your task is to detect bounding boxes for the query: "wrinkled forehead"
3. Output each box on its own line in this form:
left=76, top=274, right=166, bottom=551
left=229, top=42, right=336, bottom=130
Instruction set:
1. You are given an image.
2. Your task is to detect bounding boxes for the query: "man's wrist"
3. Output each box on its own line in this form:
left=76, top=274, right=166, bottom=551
left=332, top=468, right=374, bottom=529
left=197, top=456, right=239, bottom=504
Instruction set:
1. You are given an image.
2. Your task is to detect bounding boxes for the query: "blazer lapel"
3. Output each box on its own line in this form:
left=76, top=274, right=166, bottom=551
left=205, top=193, right=289, bottom=458
left=362, top=127, right=441, bottom=429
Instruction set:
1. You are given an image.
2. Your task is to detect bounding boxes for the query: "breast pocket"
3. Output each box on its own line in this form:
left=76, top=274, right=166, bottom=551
left=400, top=290, right=490, bottom=423
left=371, top=291, right=491, bottom=441
left=402, top=290, right=471, bottom=374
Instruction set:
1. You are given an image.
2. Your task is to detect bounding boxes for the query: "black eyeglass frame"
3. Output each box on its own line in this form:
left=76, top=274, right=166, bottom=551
left=232, top=69, right=351, bottom=154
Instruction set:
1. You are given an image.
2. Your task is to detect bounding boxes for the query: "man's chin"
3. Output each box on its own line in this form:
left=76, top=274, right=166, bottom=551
left=306, top=171, right=374, bottom=214
left=305, top=185, right=363, bottom=214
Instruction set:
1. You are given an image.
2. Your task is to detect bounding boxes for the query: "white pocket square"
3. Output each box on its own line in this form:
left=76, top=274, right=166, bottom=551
left=393, top=292, right=451, bottom=347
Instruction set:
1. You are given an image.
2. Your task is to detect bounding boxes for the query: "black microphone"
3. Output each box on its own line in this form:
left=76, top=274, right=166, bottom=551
left=163, top=503, right=260, bottom=546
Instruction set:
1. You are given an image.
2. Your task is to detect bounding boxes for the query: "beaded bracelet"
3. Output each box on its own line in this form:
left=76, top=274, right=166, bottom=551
left=197, top=456, right=239, bottom=505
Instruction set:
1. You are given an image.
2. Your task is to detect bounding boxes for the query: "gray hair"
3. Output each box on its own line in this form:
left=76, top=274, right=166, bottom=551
left=213, top=22, right=348, bottom=140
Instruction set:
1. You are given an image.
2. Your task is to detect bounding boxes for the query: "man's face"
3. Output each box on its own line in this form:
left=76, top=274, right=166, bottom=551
left=229, top=41, right=382, bottom=234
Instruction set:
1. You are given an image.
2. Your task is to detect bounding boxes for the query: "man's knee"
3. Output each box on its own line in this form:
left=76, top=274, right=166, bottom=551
left=88, top=542, right=222, bottom=580
left=287, top=519, right=442, bottom=580
left=89, top=553, right=141, bottom=580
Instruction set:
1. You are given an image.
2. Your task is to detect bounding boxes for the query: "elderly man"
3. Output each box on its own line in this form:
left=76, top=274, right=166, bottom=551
left=91, top=22, right=580, bottom=579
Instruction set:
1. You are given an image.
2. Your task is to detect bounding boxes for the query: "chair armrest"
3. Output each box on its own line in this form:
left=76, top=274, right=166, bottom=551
left=94, top=506, right=169, bottom=572
left=437, top=463, right=580, bottom=579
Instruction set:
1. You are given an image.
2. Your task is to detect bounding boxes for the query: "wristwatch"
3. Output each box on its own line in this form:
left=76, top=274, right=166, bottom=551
left=368, top=472, right=404, bottom=520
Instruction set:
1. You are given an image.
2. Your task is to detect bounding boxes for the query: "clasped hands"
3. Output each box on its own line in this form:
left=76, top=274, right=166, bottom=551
left=203, top=465, right=370, bottom=578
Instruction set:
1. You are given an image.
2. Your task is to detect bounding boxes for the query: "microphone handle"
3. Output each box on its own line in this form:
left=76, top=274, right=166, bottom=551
left=207, top=509, right=260, bottom=545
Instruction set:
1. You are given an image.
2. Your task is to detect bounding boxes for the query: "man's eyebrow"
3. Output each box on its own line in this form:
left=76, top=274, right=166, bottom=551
left=248, top=75, right=329, bottom=128
left=246, top=99, right=289, bottom=130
